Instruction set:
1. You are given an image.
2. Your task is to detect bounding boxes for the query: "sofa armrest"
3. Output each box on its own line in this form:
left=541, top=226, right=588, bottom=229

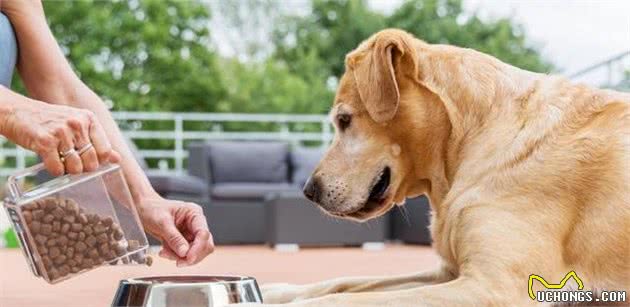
left=148, top=174, right=208, bottom=202
left=187, top=142, right=213, bottom=183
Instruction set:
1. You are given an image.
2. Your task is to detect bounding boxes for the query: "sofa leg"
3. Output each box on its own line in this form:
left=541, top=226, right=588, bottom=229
left=274, top=244, right=300, bottom=252
left=362, top=242, right=385, bottom=251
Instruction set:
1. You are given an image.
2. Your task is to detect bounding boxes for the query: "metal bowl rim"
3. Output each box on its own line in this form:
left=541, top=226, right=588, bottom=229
left=122, top=275, right=257, bottom=285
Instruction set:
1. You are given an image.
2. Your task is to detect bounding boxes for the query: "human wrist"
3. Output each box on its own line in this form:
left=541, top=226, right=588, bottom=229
left=0, top=87, right=31, bottom=135
left=0, top=87, right=13, bottom=134
left=0, top=103, right=12, bottom=137
left=25, top=73, right=84, bottom=107
left=132, top=184, right=161, bottom=210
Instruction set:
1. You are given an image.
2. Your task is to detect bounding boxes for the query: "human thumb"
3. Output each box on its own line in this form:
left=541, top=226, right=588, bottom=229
left=162, top=222, right=190, bottom=258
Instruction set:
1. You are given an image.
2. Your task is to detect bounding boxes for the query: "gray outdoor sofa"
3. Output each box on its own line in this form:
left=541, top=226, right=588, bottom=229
left=188, top=141, right=390, bottom=246
left=131, top=142, right=208, bottom=203
left=266, top=191, right=389, bottom=247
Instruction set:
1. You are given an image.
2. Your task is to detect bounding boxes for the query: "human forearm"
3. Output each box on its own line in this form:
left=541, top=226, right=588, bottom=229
left=70, top=85, right=158, bottom=203
left=3, top=0, right=156, bottom=203
left=2, top=1, right=79, bottom=103
left=77, top=85, right=216, bottom=264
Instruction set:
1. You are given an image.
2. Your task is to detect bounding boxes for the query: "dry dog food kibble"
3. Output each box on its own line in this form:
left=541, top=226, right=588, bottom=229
left=20, top=197, right=150, bottom=282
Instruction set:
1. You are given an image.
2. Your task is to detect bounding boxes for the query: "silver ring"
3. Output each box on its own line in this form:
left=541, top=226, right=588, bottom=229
left=59, top=148, right=77, bottom=158
left=76, top=143, right=94, bottom=156
left=59, top=148, right=77, bottom=163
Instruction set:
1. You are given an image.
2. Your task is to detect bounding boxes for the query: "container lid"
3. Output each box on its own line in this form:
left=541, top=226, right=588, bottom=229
left=4, top=163, right=121, bottom=206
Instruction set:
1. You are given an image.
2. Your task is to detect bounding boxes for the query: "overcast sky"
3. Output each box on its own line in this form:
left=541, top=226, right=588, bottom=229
left=370, top=0, right=630, bottom=86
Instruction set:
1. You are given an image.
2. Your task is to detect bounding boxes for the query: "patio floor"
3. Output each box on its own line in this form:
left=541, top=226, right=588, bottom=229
left=0, top=244, right=439, bottom=307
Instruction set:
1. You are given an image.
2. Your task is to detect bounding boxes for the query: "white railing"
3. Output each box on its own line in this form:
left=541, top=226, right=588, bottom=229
left=0, top=112, right=331, bottom=177
left=569, top=50, right=630, bottom=90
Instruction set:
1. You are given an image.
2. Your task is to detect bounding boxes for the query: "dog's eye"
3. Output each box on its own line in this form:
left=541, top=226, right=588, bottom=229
left=337, top=113, right=352, bottom=131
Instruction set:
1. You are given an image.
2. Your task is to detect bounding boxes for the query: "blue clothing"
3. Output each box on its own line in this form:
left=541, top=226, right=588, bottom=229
left=0, top=13, right=17, bottom=87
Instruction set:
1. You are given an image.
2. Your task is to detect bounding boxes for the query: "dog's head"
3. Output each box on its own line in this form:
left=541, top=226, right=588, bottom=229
left=304, top=29, right=449, bottom=221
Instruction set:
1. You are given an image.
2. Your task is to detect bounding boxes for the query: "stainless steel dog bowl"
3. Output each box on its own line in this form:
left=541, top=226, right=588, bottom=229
left=112, top=276, right=262, bottom=307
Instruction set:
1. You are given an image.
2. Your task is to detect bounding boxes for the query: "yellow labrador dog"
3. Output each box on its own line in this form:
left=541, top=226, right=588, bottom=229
left=256, top=29, right=630, bottom=306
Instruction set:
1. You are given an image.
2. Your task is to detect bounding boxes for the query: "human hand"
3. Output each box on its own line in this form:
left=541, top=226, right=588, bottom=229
left=137, top=195, right=214, bottom=267
left=0, top=91, right=119, bottom=176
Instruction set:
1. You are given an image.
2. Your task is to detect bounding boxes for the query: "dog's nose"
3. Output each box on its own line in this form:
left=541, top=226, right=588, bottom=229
left=303, top=176, right=322, bottom=203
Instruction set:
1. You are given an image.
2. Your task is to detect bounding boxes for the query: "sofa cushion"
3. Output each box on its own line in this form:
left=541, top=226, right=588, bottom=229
left=149, top=174, right=206, bottom=196
left=211, top=183, right=296, bottom=200
left=208, top=142, right=289, bottom=183
left=291, top=146, right=324, bottom=187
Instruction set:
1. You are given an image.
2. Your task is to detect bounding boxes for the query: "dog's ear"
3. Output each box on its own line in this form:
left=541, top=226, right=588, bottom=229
left=347, top=31, right=412, bottom=123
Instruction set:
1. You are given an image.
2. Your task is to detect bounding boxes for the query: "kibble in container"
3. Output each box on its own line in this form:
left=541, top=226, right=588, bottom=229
left=2, top=163, right=150, bottom=284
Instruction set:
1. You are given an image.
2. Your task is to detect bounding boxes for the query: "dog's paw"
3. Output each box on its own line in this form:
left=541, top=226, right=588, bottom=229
left=260, top=283, right=305, bottom=304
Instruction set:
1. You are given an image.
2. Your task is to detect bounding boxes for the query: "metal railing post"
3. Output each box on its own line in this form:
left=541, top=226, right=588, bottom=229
left=280, top=122, right=289, bottom=142
left=606, top=61, right=613, bottom=87
left=174, top=115, right=184, bottom=175
left=16, top=147, right=25, bottom=172
left=321, top=118, right=332, bottom=146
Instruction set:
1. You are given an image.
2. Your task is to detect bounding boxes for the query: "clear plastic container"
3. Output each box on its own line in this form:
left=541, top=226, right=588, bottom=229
left=2, top=163, right=149, bottom=284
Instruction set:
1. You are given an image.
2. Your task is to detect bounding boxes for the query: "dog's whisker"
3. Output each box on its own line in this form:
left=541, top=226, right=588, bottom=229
left=398, top=205, right=411, bottom=226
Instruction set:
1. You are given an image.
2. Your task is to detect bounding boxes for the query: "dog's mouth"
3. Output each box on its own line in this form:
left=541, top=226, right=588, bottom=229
left=368, top=166, right=391, bottom=203
left=338, top=166, right=392, bottom=219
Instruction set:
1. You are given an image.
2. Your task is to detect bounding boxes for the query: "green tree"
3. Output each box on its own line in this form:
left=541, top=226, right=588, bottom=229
left=210, top=0, right=335, bottom=115
left=217, top=57, right=331, bottom=114
left=41, top=0, right=226, bottom=112
left=273, top=0, right=552, bottom=113
left=273, top=0, right=386, bottom=79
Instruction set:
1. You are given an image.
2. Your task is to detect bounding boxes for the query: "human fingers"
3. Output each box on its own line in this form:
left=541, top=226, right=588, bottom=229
left=56, top=124, right=82, bottom=174
left=69, top=113, right=99, bottom=172
left=158, top=217, right=190, bottom=259
left=86, top=113, right=116, bottom=163
left=40, top=136, right=64, bottom=177
left=158, top=245, right=180, bottom=261
left=183, top=210, right=214, bottom=266
left=184, top=227, right=214, bottom=266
